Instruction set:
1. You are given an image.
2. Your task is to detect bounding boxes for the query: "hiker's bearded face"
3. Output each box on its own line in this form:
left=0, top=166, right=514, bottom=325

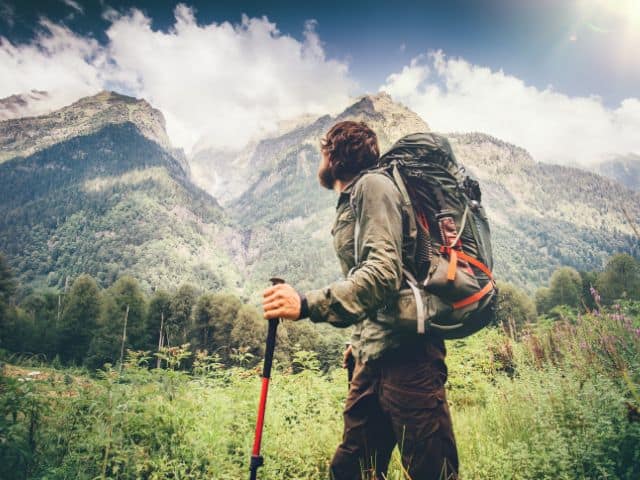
left=318, top=151, right=335, bottom=190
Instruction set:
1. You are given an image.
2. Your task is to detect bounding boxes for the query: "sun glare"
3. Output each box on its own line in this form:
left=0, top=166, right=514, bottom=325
left=577, top=0, right=640, bottom=70
left=589, top=0, right=640, bottom=29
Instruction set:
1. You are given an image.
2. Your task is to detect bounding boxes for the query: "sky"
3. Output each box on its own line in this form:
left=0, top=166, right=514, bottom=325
left=0, top=0, right=639, bottom=165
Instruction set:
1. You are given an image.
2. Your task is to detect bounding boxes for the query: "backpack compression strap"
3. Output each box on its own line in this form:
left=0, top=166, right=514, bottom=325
left=440, top=246, right=495, bottom=310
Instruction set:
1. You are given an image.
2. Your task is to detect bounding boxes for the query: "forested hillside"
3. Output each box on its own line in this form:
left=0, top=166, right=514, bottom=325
left=448, top=133, right=640, bottom=287
left=596, top=154, right=640, bottom=192
left=0, top=121, right=241, bottom=293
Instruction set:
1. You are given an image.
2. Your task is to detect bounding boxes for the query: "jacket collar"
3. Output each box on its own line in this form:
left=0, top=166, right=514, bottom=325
left=336, top=178, right=357, bottom=208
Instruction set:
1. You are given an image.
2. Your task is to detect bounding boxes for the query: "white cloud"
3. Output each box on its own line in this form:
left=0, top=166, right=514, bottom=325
left=381, top=51, right=640, bottom=165
left=104, top=7, right=354, bottom=151
left=0, top=20, right=107, bottom=116
left=62, top=0, right=84, bottom=15
left=0, top=4, right=355, bottom=153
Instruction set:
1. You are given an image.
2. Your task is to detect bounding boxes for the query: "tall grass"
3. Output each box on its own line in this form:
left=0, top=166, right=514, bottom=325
left=1, top=303, right=639, bottom=479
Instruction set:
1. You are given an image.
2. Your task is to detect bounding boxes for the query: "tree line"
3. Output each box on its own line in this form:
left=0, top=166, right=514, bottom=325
left=0, top=253, right=344, bottom=371
left=495, top=253, right=640, bottom=335
left=1, top=252, right=639, bottom=371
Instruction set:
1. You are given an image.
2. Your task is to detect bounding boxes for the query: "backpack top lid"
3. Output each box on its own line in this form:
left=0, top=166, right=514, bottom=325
left=379, top=132, right=459, bottom=173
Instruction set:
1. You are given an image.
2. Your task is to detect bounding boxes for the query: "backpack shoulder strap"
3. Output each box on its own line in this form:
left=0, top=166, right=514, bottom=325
left=349, top=166, right=418, bottom=273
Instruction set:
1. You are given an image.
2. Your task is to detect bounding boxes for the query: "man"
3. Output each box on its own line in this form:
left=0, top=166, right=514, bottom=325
left=262, top=121, right=459, bottom=480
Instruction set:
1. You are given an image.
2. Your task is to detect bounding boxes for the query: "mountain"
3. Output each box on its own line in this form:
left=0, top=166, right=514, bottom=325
left=189, top=92, right=428, bottom=205
left=446, top=133, right=639, bottom=287
left=220, top=92, right=432, bottom=292
left=0, top=92, right=241, bottom=294
left=222, top=97, right=639, bottom=291
left=595, top=154, right=640, bottom=192
left=1, top=90, right=638, bottom=297
left=0, top=91, right=179, bottom=165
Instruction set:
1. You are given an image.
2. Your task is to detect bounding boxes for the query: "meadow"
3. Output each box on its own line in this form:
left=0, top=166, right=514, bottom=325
left=2, top=301, right=639, bottom=480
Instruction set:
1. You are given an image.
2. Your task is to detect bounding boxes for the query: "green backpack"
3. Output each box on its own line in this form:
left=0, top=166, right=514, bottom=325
left=355, top=132, right=497, bottom=339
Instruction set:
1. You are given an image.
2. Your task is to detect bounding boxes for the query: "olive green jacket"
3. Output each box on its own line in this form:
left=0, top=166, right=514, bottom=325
left=304, top=172, right=411, bottom=363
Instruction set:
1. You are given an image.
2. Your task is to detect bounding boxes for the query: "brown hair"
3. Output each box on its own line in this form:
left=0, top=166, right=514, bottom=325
left=320, top=121, right=379, bottom=180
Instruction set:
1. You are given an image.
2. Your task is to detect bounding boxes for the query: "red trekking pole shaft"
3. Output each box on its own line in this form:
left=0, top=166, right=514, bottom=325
left=249, top=277, right=282, bottom=480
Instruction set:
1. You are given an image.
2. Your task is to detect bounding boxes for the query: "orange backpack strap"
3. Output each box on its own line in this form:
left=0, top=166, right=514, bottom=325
left=456, top=250, right=493, bottom=279
left=440, top=247, right=495, bottom=310
left=452, top=281, right=494, bottom=310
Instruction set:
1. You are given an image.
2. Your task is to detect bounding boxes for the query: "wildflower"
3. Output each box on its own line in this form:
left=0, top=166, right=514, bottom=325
left=611, top=313, right=624, bottom=322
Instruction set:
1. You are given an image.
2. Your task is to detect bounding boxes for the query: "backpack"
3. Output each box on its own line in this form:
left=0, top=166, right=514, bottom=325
left=353, top=132, right=497, bottom=339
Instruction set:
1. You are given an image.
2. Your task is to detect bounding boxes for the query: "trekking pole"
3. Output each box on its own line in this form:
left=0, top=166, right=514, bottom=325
left=249, top=277, right=283, bottom=480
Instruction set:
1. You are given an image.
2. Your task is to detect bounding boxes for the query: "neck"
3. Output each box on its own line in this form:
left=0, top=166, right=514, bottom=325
left=334, top=176, right=355, bottom=193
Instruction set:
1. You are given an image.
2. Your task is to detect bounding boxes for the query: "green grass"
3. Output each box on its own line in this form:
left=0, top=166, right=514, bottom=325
left=1, top=303, right=639, bottom=479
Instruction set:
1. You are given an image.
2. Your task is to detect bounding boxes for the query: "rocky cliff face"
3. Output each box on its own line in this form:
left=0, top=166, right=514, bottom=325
left=0, top=91, right=172, bottom=163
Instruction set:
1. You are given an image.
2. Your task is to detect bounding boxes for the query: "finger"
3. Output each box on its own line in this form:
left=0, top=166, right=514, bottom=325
left=262, top=291, right=283, bottom=305
left=263, top=285, right=278, bottom=297
left=262, top=294, right=285, bottom=305
left=264, top=307, right=286, bottom=319
left=262, top=300, right=283, bottom=312
left=265, top=283, right=289, bottom=295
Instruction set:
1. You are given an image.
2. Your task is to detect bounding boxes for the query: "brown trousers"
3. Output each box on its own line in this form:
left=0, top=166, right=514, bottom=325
left=330, top=340, right=458, bottom=480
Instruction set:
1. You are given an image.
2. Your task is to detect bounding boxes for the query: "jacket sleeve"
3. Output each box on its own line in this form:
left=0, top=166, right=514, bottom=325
left=304, top=173, right=403, bottom=327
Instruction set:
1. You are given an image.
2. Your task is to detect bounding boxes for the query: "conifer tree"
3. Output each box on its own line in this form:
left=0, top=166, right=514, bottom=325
left=147, top=290, right=171, bottom=354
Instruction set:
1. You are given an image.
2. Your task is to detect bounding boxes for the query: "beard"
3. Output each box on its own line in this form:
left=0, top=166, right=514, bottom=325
left=318, top=163, right=335, bottom=190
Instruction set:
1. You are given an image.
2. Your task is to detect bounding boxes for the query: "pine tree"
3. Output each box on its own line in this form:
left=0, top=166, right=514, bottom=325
left=191, top=292, right=242, bottom=358
left=0, top=253, right=16, bottom=305
left=147, top=290, right=171, bottom=366
left=21, top=292, right=59, bottom=357
left=0, top=253, right=17, bottom=349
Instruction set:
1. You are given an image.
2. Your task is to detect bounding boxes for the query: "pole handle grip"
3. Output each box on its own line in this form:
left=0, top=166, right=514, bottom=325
left=262, top=277, right=283, bottom=379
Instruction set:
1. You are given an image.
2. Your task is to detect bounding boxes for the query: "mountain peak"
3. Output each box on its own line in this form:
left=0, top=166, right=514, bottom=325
left=72, top=90, right=148, bottom=108
left=0, top=90, right=171, bottom=163
left=336, top=91, right=429, bottom=149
